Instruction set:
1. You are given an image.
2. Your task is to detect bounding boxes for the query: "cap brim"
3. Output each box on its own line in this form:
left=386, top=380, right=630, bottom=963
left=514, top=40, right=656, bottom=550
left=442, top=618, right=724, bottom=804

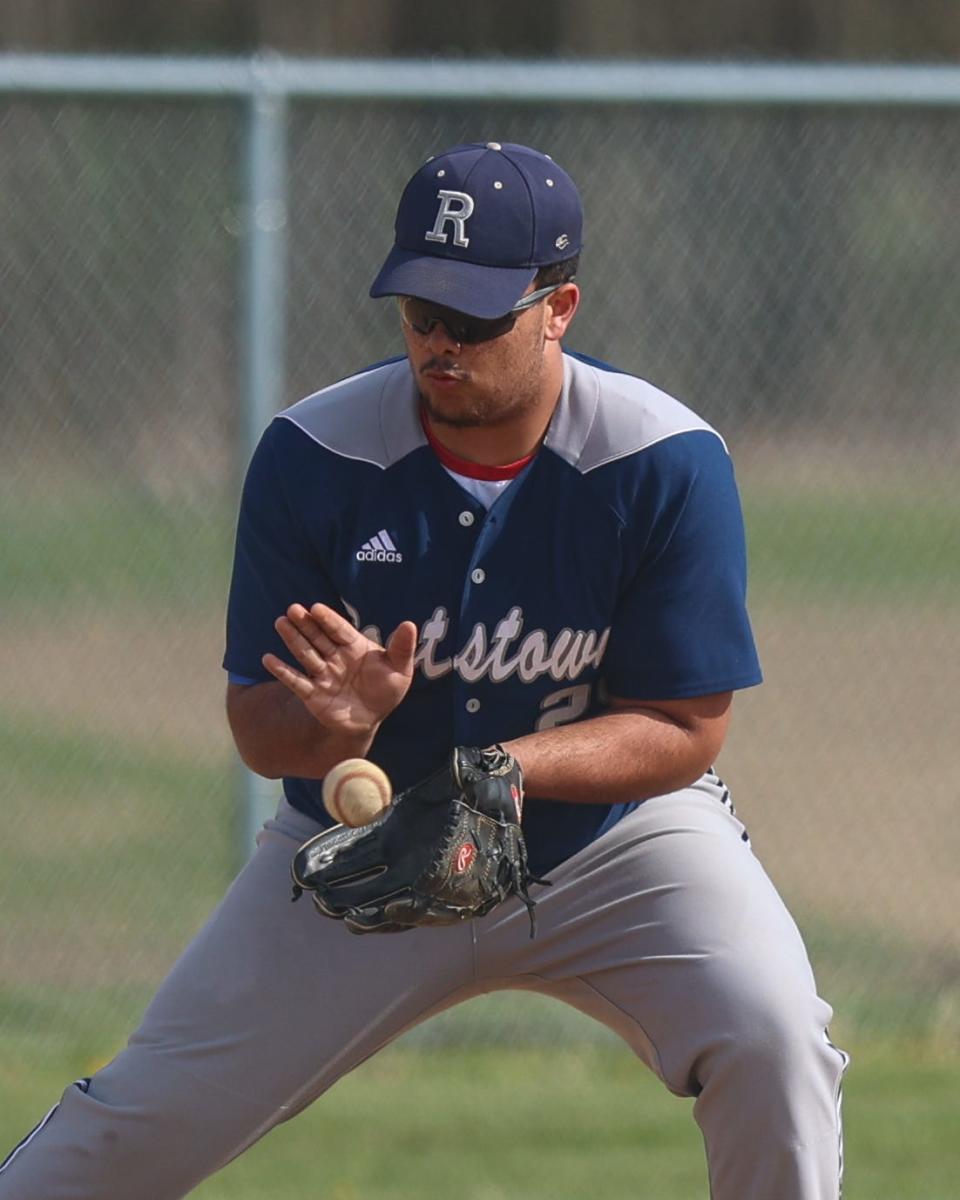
left=369, top=247, right=537, bottom=319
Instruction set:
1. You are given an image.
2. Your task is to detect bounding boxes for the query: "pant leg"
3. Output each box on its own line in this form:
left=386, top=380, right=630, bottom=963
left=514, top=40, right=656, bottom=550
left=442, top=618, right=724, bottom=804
left=476, top=777, right=850, bottom=1200
left=0, top=801, right=481, bottom=1200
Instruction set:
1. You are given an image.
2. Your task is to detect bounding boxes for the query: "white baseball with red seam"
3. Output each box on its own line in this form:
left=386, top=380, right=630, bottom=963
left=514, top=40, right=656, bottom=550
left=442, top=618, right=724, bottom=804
left=322, top=759, right=393, bottom=827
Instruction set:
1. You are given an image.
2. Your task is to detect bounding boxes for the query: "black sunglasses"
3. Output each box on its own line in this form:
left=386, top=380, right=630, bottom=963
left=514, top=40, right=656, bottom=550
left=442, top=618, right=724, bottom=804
left=397, top=282, right=565, bottom=346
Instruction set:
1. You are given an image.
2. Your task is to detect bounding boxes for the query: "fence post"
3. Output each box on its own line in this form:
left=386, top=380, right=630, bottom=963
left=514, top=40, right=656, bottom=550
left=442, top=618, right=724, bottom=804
left=237, top=76, right=289, bottom=864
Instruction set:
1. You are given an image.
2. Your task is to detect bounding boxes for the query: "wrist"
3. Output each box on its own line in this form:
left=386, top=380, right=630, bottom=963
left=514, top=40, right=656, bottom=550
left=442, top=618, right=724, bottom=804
left=320, top=721, right=380, bottom=762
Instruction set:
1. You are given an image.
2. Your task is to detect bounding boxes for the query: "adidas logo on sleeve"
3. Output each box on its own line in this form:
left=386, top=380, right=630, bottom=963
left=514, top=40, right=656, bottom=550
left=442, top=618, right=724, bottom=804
left=355, top=529, right=403, bottom=564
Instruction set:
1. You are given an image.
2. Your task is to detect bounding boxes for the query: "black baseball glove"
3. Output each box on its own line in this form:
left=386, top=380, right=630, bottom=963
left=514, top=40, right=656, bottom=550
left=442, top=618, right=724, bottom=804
left=291, top=745, right=548, bottom=936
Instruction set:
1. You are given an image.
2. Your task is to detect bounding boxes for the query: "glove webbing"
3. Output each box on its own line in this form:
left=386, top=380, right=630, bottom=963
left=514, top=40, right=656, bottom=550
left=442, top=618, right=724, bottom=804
left=514, top=865, right=551, bottom=939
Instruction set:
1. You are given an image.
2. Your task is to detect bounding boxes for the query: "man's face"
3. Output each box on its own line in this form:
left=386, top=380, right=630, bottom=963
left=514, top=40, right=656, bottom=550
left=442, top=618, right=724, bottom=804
left=399, top=291, right=558, bottom=430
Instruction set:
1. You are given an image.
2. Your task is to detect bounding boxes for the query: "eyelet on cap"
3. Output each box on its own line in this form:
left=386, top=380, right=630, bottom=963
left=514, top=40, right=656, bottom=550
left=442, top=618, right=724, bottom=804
left=493, top=181, right=503, bottom=189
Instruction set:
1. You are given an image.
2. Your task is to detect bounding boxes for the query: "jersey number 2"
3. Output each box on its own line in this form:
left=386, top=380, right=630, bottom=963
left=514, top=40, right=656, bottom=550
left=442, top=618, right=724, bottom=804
left=535, top=684, right=592, bottom=731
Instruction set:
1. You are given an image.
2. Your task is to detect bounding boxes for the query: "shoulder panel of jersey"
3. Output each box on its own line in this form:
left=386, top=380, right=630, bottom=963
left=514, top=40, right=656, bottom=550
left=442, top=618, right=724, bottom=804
left=276, top=355, right=424, bottom=467
left=547, top=350, right=726, bottom=472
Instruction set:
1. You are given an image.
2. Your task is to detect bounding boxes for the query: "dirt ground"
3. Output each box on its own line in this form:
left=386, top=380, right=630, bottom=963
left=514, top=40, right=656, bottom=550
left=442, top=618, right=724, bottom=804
left=0, top=598, right=956, bottom=956
left=0, top=609, right=234, bottom=763
left=725, top=603, right=958, bottom=951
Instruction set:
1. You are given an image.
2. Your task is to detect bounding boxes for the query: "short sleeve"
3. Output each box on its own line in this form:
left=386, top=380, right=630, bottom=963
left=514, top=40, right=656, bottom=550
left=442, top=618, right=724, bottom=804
left=223, top=420, right=341, bottom=684
left=602, top=431, right=762, bottom=700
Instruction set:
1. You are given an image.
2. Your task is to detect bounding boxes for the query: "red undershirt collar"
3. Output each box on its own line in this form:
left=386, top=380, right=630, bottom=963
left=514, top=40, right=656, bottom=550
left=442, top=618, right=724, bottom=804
left=419, top=406, right=538, bottom=482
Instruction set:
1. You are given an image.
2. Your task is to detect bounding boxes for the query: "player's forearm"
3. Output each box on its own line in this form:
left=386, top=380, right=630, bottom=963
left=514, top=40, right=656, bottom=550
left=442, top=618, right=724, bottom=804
left=501, top=702, right=729, bottom=805
left=226, top=682, right=376, bottom=779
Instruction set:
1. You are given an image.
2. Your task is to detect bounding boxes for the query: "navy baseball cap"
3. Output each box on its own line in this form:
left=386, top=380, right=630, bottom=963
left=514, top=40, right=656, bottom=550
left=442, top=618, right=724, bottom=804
left=370, top=141, right=583, bottom=319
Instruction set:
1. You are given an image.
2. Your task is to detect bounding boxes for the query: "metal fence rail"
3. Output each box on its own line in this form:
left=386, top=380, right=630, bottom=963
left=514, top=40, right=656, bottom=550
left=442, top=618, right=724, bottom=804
left=0, top=57, right=957, bottom=1063
left=4, top=53, right=960, bottom=102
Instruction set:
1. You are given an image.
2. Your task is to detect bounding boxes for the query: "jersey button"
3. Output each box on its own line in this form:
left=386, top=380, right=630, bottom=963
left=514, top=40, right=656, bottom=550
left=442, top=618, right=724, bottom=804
left=458, top=511, right=475, bottom=527
left=465, top=698, right=481, bottom=713
left=471, top=568, right=486, bottom=584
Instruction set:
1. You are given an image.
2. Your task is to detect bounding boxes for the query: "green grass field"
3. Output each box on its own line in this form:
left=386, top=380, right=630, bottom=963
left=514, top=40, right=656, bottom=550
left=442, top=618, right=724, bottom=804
left=1, top=709, right=958, bottom=1196
left=1, top=472, right=958, bottom=613
left=744, top=489, right=960, bottom=604
left=1, top=469, right=958, bottom=1194
left=183, top=1044, right=960, bottom=1200
left=2, top=1036, right=958, bottom=1199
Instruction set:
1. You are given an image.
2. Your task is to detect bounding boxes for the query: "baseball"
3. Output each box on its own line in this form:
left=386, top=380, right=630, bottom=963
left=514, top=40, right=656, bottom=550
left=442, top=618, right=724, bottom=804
left=322, top=759, right=393, bottom=827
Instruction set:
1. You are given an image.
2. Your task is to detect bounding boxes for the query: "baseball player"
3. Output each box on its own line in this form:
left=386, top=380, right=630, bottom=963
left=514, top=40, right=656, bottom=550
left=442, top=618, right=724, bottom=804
left=0, top=141, right=848, bottom=1199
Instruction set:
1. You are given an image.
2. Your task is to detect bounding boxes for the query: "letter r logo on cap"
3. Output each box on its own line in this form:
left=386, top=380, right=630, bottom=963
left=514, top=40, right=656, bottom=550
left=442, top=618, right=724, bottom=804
left=425, top=190, right=475, bottom=248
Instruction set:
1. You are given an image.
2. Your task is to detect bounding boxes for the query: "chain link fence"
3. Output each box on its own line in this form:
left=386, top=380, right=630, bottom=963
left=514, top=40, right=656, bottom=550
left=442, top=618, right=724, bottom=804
left=1, top=61, right=958, bottom=1095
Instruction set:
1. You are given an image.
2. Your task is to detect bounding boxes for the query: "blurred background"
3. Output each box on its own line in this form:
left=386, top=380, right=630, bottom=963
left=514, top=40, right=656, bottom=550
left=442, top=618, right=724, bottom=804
left=1, top=3, right=958, bottom=1198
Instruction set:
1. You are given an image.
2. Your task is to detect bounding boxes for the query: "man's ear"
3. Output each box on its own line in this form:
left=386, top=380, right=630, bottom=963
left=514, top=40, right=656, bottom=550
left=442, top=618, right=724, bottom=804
left=544, top=283, right=580, bottom=342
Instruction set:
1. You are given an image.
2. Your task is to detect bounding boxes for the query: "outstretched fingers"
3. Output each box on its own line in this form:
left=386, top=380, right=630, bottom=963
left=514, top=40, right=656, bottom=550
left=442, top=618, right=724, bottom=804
left=309, top=603, right=363, bottom=647
left=264, top=604, right=347, bottom=692
left=287, top=603, right=345, bottom=653
left=261, top=653, right=316, bottom=700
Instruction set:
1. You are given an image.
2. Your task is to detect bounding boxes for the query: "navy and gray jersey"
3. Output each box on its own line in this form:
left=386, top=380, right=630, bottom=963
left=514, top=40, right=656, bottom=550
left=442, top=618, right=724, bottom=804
left=223, top=350, right=762, bottom=875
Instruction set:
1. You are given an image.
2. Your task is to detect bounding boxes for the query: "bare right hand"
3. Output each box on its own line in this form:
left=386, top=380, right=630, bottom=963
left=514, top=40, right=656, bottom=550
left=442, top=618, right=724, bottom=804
left=263, top=603, right=417, bottom=738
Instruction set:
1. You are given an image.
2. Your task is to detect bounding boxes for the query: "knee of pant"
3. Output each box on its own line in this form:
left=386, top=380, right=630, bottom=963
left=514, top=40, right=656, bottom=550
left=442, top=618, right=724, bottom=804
left=661, top=964, right=837, bottom=1100
left=691, top=986, right=838, bottom=1100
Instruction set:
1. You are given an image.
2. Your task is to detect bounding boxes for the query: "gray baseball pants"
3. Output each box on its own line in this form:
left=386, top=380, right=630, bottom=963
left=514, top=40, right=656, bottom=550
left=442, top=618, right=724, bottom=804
left=0, top=775, right=848, bottom=1198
